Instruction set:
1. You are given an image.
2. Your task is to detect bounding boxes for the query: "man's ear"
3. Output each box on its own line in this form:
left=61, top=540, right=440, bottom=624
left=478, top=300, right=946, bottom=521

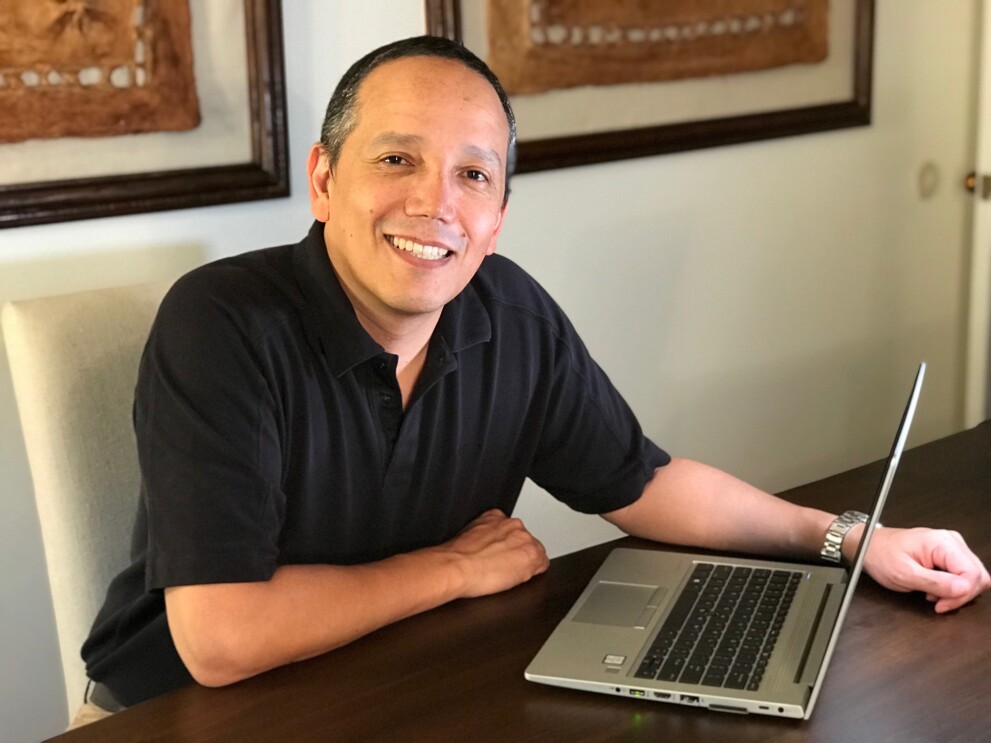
left=485, top=204, right=508, bottom=256
left=307, top=144, right=332, bottom=222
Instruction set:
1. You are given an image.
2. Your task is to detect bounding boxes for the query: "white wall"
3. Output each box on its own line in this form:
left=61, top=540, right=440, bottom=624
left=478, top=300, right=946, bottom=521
left=0, top=2, right=979, bottom=739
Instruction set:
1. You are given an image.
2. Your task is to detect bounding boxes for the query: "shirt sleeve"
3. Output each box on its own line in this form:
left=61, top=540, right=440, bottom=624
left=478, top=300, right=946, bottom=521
left=137, top=269, right=285, bottom=590
left=526, top=312, right=670, bottom=515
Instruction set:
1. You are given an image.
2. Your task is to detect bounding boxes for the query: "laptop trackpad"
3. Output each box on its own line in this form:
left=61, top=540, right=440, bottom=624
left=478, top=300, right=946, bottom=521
left=573, top=582, right=662, bottom=627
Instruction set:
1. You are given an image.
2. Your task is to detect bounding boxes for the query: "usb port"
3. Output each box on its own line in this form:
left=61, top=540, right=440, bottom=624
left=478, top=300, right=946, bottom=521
left=680, top=694, right=700, bottom=705
left=629, top=689, right=646, bottom=697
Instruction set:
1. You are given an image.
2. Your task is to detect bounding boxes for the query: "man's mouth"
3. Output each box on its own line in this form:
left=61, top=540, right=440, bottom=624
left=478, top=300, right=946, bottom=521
left=387, top=235, right=451, bottom=261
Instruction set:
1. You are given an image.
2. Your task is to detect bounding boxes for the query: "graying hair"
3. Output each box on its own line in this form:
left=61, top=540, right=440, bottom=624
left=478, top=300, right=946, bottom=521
left=319, top=36, right=516, bottom=206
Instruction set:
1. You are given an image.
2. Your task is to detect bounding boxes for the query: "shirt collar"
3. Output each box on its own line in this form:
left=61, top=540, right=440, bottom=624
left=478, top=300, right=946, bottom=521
left=293, top=221, right=492, bottom=375
left=434, top=275, right=491, bottom=356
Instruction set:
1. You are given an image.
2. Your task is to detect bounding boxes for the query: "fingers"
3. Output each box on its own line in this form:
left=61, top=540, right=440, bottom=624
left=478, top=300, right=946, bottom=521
left=921, top=530, right=991, bottom=613
left=446, top=510, right=549, bottom=598
left=905, top=564, right=971, bottom=613
left=867, top=528, right=991, bottom=613
left=463, top=508, right=512, bottom=528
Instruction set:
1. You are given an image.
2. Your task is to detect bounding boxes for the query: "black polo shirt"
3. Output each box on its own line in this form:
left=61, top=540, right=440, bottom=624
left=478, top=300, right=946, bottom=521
left=82, top=221, right=669, bottom=705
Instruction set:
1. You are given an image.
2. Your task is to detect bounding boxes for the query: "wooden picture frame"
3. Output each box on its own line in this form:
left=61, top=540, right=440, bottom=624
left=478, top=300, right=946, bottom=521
left=0, top=0, right=289, bottom=228
left=426, top=0, right=874, bottom=174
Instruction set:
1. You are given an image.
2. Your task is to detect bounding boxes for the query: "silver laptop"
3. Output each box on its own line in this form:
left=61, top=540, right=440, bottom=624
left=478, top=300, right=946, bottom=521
left=525, top=363, right=925, bottom=719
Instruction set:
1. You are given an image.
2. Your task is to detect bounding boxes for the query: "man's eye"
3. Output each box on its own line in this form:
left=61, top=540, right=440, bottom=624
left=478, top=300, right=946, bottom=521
left=382, top=155, right=407, bottom=165
left=465, top=170, right=488, bottom=182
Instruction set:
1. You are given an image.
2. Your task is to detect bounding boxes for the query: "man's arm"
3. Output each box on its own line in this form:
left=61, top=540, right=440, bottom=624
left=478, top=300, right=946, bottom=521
left=165, top=510, right=547, bottom=688
left=603, top=458, right=990, bottom=613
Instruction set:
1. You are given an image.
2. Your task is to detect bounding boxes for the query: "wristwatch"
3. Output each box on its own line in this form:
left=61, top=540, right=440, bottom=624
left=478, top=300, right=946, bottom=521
left=820, top=510, right=870, bottom=564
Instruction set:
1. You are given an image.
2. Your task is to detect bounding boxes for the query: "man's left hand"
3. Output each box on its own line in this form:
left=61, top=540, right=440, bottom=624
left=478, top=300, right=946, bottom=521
left=861, top=527, right=991, bottom=613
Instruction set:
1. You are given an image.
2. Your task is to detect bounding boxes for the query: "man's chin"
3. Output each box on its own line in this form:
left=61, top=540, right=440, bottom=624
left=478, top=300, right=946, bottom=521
left=390, top=299, right=449, bottom=318
left=386, top=286, right=467, bottom=318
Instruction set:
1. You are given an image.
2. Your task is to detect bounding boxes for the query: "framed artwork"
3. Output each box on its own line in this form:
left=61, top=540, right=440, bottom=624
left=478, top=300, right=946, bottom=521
left=426, top=0, right=874, bottom=173
left=0, top=0, right=289, bottom=228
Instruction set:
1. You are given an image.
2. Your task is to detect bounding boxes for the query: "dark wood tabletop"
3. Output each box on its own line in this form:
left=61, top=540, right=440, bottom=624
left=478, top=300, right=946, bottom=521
left=50, top=422, right=991, bottom=743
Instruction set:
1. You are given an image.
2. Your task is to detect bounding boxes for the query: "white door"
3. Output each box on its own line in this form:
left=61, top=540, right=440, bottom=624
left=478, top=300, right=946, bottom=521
left=965, top=1, right=991, bottom=426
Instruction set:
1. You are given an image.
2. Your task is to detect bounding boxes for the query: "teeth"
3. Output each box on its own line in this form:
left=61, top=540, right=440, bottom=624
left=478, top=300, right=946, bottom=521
left=388, top=235, right=449, bottom=261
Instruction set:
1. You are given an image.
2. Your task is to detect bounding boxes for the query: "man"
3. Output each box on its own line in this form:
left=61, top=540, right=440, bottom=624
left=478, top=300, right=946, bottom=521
left=78, top=35, right=989, bottom=723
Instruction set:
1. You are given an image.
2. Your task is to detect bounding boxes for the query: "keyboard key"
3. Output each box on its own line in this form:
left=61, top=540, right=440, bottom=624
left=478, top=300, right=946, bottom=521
left=681, top=663, right=706, bottom=684
left=703, top=668, right=728, bottom=686
left=635, top=662, right=660, bottom=679
left=725, top=670, right=750, bottom=689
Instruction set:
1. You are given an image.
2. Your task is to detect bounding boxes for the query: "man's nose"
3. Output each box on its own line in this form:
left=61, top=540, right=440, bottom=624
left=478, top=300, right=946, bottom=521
left=405, top=169, right=456, bottom=222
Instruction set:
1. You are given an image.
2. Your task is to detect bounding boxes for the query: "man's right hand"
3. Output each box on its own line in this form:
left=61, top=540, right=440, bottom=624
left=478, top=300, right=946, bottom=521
left=439, top=509, right=550, bottom=598
left=166, top=509, right=548, bottom=689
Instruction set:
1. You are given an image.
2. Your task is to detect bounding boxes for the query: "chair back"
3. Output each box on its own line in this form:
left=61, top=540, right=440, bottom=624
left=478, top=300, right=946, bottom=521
left=2, top=281, right=170, bottom=720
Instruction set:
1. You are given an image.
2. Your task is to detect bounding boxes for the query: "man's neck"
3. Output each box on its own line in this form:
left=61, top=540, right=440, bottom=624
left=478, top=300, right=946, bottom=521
left=349, top=300, right=439, bottom=409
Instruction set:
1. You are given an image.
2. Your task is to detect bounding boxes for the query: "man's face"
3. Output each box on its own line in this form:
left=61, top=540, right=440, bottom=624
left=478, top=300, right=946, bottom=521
left=309, top=56, right=509, bottom=326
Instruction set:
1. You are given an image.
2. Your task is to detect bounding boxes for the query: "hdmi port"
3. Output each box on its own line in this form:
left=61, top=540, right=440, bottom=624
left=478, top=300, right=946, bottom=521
left=652, top=692, right=672, bottom=700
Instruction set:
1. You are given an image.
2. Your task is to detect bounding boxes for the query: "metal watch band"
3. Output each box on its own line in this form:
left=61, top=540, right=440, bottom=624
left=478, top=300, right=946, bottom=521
left=820, top=510, right=870, bottom=564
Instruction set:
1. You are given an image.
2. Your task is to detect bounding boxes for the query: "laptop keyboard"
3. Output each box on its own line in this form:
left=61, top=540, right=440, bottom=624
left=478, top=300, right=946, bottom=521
left=634, top=562, right=801, bottom=691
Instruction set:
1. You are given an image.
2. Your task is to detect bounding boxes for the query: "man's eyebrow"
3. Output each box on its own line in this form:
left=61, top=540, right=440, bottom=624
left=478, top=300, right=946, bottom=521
left=463, top=145, right=503, bottom=171
left=369, top=132, right=422, bottom=149
left=368, top=133, right=503, bottom=171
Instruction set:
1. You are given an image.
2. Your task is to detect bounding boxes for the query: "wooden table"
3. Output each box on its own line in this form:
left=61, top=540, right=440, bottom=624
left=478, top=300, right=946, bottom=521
left=50, top=423, right=991, bottom=742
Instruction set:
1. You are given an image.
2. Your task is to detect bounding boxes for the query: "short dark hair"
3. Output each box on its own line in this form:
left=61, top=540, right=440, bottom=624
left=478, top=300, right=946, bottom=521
left=319, top=35, right=516, bottom=206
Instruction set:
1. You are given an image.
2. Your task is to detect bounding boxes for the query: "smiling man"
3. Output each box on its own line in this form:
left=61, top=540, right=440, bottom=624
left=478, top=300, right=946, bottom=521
left=75, top=36, right=989, bottom=727
left=308, top=51, right=510, bottom=405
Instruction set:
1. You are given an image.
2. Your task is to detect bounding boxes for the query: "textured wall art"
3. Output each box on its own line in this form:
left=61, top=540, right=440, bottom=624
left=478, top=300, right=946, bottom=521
left=426, top=0, right=874, bottom=173
left=487, top=0, right=828, bottom=95
left=0, top=0, right=288, bottom=229
left=0, top=0, right=199, bottom=144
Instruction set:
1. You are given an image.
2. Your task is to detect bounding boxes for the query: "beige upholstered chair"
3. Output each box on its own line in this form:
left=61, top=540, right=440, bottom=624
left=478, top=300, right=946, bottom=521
left=2, top=281, right=170, bottom=721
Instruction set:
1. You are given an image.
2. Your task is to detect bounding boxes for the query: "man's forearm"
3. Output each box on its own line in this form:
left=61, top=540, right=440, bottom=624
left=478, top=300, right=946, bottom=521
left=604, top=458, right=990, bottom=613
left=603, top=458, right=837, bottom=560
left=166, top=549, right=463, bottom=687
left=166, top=509, right=548, bottom=687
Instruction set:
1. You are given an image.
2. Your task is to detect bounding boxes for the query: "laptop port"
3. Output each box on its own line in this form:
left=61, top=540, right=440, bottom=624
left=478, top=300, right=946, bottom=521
left=680, top=694, right=700, bottom=705
left=629, top=689, right=646, bottom=697
left=709, top=704, right=748, bottom=714
left=653, top=692, right=672, bottom=700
